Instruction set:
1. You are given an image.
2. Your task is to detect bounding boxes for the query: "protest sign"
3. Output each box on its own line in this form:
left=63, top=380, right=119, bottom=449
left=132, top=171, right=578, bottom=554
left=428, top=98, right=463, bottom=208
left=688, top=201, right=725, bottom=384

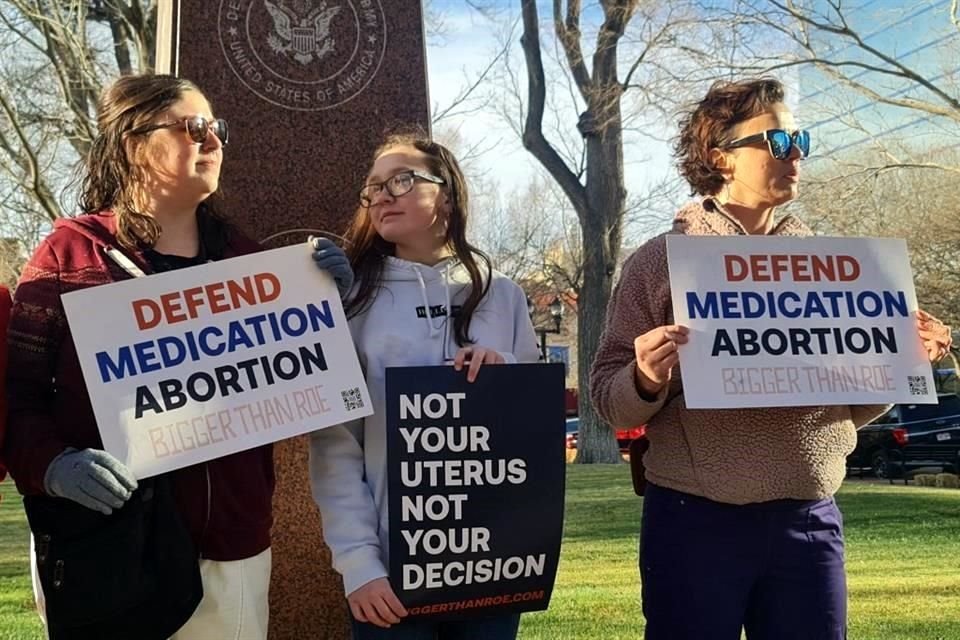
left=386, top=364, right=565, bottom=620
left=667, top=235, right=935, bottom=408
left=62, top=245, right=372, bottom=478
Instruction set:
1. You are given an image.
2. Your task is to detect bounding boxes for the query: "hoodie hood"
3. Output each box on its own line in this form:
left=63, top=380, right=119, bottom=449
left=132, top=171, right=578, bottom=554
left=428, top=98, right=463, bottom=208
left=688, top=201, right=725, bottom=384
left=379, top=255, right=476, bottom=339
left=672, top=198, right=811, bottom=238
left=51, top=210, right=261, bottom=276
left=55, top=211, right=123, bottom=248
left=381, top=255, right=472, bottom=285
left=52, top=211, right=155, bottom=277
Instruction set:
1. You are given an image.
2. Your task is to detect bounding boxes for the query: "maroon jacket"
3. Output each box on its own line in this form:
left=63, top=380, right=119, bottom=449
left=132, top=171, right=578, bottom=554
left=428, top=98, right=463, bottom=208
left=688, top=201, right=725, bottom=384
left=0, top=286, right=10, bottom=485
left=4, top=212, right=274, bottom=561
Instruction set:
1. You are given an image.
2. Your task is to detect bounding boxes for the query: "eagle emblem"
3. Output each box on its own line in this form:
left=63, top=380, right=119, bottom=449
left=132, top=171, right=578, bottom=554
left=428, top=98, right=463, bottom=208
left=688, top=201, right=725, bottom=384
left=264, top=0, right=342, bottom=65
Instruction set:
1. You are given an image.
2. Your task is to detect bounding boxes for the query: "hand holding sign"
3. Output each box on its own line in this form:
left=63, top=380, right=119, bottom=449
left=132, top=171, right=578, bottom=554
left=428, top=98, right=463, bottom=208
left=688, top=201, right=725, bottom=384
left=387, top=365, right=565, bottom=621
left=633, top=325, right=689, bottom=398
left=62, top=245, right=372, bottom=478
left=310, top=236, right=354, bottom=299
left=452, top=345, right=505, bottom=383
left=917, top=309, right=952, bottom=362
left=667, top=235, right=939, bottom=408
left=348, top=577, right=408, bottom=629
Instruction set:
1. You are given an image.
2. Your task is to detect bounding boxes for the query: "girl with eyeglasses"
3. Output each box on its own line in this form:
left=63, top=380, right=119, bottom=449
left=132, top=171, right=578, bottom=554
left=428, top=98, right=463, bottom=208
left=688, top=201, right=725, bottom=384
left=308, top=131, right=540, bottom=639
left=590, top=77, right=951, bottom=640
left=1, top=73, right=339, bottom=640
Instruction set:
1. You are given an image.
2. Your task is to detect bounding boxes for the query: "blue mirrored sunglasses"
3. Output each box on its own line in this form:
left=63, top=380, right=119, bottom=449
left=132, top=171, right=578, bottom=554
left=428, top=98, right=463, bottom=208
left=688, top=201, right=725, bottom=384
left=724, top=129, right=810, bottom=160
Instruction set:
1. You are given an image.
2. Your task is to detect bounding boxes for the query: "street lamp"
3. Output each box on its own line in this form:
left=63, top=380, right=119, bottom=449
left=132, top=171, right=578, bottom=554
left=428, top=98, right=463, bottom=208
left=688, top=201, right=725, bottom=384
left=527, top=295, right=564, bottom=361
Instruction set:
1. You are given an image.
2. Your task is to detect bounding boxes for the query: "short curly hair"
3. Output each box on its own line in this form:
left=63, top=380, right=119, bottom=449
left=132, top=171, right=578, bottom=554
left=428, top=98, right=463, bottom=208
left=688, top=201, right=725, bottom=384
left=674, top=78, right=785, bottom=196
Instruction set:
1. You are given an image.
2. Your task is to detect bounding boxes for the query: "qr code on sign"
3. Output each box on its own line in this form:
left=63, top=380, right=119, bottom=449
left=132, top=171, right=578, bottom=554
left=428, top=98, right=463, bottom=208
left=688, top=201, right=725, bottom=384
left=908, top=376, right=928, bottom=396
left=341, top=387, right=364, bottom=411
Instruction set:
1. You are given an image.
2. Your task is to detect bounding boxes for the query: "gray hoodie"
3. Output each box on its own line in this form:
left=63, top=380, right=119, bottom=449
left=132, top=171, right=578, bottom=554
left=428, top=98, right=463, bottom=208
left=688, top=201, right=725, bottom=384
left=309, top=256, right=540, bottom=595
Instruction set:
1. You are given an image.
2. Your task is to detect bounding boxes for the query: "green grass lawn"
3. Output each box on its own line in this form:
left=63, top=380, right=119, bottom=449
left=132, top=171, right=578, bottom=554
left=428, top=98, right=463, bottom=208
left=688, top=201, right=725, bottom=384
left=0, top=482, right=38, bottom=640
left=2, top=469, right=959, bottom=639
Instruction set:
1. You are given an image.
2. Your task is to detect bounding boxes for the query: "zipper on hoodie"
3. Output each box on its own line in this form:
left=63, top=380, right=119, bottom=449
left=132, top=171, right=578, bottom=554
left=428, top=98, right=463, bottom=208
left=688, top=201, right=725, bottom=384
left=707, top=198, right=799, bottom=236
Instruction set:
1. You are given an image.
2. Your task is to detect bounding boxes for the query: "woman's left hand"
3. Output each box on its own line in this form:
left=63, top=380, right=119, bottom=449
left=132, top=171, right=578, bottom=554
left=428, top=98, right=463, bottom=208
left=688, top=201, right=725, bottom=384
left=452, top=345, right=506, bottom=383
left=917, top=309, right=952, bottom=363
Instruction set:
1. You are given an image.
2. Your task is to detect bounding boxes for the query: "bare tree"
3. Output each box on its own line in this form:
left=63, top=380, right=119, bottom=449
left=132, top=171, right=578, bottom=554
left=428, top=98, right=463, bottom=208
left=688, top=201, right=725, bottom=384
left=0, top=0, right=155, bottom=252
left=709, top=1, right=960, bottom=325
left=802, top=148, right=960, bottom=330
left=511, top=0, right=721, bottom=462
left=707, top=0, right=960, bottom=176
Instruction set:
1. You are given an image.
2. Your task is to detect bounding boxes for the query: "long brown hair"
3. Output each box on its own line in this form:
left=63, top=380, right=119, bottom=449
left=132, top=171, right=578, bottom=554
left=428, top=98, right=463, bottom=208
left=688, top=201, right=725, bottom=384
left=78, top=73, right=226, bottom=252
left=343, top=131, right=492, bottom=347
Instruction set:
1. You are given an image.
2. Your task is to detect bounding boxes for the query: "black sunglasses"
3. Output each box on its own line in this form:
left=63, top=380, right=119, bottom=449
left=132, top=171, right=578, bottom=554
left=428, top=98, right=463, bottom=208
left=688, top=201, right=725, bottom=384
left=724, top=128, right=810, bottom=160
left=130, top=115, right=229, bottom=146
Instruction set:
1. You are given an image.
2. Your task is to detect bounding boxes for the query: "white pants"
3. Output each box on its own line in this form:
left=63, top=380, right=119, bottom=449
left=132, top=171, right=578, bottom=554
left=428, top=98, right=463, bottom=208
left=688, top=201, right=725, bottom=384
left=29, top=535, right=46, bottom=624
left=170, top=547, right=272, bottom=640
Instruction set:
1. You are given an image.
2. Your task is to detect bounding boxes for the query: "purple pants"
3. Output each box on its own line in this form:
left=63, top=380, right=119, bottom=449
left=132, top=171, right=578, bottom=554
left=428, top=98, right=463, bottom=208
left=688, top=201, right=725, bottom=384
left=640, top=483, right=847, bottom=640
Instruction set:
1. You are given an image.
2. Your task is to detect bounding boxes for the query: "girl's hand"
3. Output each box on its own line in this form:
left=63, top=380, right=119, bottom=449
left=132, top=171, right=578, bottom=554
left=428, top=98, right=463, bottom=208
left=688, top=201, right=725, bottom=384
left=917, top=309, right=952, bottom=363
left=452, top=345, right=506, bottom=382
left=347, top=577, right=407, bottom=628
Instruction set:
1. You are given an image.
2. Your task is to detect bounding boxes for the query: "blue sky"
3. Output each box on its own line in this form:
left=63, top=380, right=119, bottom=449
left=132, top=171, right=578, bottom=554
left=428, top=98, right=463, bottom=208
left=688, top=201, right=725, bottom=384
left=422, top=0, right=960, bottom=236
left=423, top=1, right=688, bottom=235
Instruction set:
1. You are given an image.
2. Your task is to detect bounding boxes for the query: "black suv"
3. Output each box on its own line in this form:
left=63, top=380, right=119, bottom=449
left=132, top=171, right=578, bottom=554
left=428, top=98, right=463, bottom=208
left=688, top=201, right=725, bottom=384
left=848, top=394, right=960, bottom=479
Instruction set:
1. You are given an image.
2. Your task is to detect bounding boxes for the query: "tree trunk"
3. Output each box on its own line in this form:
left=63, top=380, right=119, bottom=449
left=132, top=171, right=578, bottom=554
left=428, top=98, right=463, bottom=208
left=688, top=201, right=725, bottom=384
left=574, top=111, right=625, bottom=463
left=571, top=0, right=629, bottom=463
left=573, top=217, right=622, bottom=463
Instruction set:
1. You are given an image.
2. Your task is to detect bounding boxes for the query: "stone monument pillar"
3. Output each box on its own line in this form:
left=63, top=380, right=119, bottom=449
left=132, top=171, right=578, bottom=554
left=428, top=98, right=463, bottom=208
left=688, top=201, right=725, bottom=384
left=155, top=2, right=430, bottom=637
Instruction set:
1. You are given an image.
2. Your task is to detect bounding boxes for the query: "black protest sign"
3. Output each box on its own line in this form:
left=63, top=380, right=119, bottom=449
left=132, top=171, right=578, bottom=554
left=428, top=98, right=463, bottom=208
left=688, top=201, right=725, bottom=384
left=386, top=363, right=566, bottom=620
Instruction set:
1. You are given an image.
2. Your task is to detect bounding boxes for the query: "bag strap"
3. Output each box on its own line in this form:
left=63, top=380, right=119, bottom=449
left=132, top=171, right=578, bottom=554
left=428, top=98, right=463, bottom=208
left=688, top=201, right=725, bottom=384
left=103, top=246, right=147, bottom=279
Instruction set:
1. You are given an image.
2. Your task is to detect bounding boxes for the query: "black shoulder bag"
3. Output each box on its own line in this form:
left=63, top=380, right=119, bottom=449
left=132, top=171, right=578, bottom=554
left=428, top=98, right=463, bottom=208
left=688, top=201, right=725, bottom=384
left=24, top=474, right=202, bottom=640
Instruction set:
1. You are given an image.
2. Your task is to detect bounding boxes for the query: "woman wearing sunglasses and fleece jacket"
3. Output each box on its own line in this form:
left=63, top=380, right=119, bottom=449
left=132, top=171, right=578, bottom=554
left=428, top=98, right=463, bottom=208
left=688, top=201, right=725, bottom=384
left=589, top=77, right=952, bottom=640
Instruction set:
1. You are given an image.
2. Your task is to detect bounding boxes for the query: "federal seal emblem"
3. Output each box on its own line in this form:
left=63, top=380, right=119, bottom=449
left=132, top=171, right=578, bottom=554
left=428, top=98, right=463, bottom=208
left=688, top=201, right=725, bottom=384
left=219, top=0, right=386, bottom=111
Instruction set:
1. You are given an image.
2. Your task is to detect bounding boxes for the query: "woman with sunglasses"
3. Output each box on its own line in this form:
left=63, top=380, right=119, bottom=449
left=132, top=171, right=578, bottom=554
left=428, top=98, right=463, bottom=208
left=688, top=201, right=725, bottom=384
left=590, top=77, right=951, bottom=640
left=309, top=131, right=540, bottom=639
left=1, top=74, right=332, bottom=639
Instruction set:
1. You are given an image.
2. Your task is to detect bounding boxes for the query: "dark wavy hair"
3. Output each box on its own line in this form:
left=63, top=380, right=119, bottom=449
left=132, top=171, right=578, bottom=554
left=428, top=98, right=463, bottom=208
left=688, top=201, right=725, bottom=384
left=78, top=73, right=226, bottom=252
left=343, top=130, right=492, bottom=347
left=674, top=77, right=785, bottom=196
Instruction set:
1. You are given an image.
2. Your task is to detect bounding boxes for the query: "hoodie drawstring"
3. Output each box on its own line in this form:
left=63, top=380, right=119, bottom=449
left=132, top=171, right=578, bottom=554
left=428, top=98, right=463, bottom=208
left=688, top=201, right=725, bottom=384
left=441, top=263, right=454, bottom=359
left=412, top=266, right=443, bottom=338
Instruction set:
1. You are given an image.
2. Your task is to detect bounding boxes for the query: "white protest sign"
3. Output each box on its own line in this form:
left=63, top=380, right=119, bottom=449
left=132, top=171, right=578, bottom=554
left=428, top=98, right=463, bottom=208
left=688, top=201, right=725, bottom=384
left=62, top=244, right=372, bottom=478
left=667, top=235, right=935, bottom=408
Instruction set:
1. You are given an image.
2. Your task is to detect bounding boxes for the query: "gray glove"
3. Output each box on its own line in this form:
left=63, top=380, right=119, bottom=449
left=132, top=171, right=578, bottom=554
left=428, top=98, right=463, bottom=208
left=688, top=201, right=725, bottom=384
left=43, top=448, right=138, bottom=515
left=310, top=236, right=354, bottom=299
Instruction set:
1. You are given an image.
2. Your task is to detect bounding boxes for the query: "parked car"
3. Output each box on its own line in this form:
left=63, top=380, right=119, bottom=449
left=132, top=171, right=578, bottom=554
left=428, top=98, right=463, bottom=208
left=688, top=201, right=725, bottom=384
left=565, top=417, right=645, bottom=452
left=848, top=394, right=960, bottom=478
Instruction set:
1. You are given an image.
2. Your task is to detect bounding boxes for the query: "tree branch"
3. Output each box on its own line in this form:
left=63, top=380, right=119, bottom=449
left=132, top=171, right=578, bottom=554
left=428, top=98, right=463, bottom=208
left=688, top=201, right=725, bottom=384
left=767, top=0, right=960, bottom=114
left=520, top=0, right=587, bottom=214
left=621, top=6, right=683, bottom=92
left=433, top=24, right=511, bottom=123
left=811, top=60, right=960, bottom=124
left=0, top=88, right=62, bottom=222
left=552, top=0, right=592, bottom=103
